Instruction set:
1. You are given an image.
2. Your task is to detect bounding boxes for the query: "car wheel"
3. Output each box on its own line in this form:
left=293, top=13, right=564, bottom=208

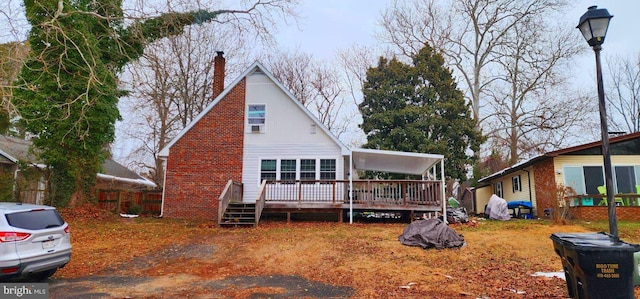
left=30, top=269, right=57, bottom=282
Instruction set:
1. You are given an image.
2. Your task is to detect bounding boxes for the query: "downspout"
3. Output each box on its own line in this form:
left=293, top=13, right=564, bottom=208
left=441, top=159, right=446, bottom=224
left=12, top=167, right=19, bottom=194
left=159, top=157, right=168, bottom=218
left=523, top=168, right=533, bottom=204
left=349, top=151, right=353, bottom=224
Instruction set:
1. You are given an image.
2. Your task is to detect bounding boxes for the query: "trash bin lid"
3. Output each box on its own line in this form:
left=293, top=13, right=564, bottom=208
left=551, top=232, right=640, bottom=252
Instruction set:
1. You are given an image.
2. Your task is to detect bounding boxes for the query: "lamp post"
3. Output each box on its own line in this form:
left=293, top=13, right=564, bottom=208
left=577, top=6, right=617, bottom=239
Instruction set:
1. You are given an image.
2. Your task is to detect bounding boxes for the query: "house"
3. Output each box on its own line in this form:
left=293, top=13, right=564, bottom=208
left=157, top=52, right=446, bottom=224
left=0, top=134, right=156, bottom=206
left=474, top=132, right=640, bottom=220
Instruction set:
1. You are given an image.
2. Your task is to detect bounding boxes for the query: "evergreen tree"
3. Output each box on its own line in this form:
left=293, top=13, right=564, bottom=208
left=359, top=45, right=483, bottom=180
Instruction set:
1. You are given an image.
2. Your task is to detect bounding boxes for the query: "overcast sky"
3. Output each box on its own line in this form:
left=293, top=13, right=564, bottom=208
left=275, top=1, right=640, bottom=87
left=267, top=0, right=640, bottom=147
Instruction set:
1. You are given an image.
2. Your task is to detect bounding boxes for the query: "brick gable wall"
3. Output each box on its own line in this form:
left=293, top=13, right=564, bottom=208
left=162, top=78, right=246, bottom=220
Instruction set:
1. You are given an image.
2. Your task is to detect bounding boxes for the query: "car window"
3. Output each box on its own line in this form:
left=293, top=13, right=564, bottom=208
left=6, top=209, right=65, bottom=230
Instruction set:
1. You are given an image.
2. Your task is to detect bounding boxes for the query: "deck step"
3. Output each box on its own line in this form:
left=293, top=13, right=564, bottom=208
left=220, top=202, right=257, bottom=227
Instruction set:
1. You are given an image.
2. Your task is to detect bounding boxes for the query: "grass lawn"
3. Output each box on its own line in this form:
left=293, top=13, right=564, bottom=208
left=57, top=206, right=640, bottom=298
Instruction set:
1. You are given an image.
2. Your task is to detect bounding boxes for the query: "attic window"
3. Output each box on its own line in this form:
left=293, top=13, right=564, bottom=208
left=248, top=104, right=266, bottom=125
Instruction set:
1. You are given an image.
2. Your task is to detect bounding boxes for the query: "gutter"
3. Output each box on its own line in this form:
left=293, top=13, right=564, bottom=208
left=96, top=173, right=157, bottom=188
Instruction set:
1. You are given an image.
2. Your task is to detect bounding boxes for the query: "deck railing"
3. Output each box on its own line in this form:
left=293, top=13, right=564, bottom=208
left=567, top=194, right=640, bottom=207
left=255, top=181, right=267, bottom=226
left=218, top=180, right=243, bottom=223
left=264, top=180, right=442, bottom=207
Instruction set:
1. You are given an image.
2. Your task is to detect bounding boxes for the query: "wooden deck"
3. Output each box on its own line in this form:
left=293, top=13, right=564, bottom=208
left=263, top=180, right=443, bottom=219
left=219, top=179, right=444, bottom=226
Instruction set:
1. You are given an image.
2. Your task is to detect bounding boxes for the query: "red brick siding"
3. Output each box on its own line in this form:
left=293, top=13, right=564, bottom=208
left=571, top=206, right=640, bottom=221
left=533, top=159, right=557, bottom=217
left=162, top=78, right=246, bottom=220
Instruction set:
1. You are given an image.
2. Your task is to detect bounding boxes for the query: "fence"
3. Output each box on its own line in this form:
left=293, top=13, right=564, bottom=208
left=96, top=189, right=162, bottom=215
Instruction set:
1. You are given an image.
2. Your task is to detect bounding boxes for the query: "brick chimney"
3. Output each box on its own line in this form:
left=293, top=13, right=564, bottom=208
left=212, top=51, right=225, bottom=99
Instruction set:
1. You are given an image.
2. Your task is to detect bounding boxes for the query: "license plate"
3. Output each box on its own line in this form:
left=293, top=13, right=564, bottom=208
left=42, top=240, right=55, bottom=249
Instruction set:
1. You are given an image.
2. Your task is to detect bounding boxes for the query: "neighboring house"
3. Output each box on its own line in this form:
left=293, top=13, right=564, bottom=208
left=158, top=53, right=446, bottom=223
left=0, top=134, right=156, bottom=205
left=474, top=132, right=640, bottom=220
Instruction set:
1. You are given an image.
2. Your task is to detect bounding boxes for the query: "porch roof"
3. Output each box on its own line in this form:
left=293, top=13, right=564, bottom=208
left=350, top=148, right=444, bottom=175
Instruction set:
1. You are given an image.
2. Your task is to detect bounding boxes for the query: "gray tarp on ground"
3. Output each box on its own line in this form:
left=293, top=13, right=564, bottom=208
left=486, top=194, right=511, bottom=220
left=447, top=207, right=469, bottom=224
left=398, top=218, right=465, bottom=250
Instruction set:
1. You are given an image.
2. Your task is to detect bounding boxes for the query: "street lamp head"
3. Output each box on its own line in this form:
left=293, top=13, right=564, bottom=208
left=577, top=6, right=613, bottom=47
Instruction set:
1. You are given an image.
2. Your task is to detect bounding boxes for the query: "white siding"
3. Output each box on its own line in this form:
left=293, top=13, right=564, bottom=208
left=242, top=145, right=345, bottom=202
left=241, top=72, right=345, bottom=202
left=244, top=73, right=338, bottom=145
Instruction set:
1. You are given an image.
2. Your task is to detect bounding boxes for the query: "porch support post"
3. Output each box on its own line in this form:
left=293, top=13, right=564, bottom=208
left=349, top=150, right=353, bottom=224
left=441, top=159, right=446, bottom=224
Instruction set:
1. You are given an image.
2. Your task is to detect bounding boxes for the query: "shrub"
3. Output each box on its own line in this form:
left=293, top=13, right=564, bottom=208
left=127, top=203, right=143, bottom=215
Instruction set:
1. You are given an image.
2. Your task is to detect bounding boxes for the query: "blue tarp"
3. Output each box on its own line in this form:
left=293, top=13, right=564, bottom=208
left=507, top=201, right=533, bottom=219
left=507, top=201, right=533, bottom=209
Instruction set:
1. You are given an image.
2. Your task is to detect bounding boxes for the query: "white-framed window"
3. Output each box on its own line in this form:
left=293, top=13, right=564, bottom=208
left=259, top=158, right=338, bottom=184
left=280, top=159, right=296, bottom=182
left=495, top=181, right=503, bottom=198
left=512, top=175, right=522, bottom=192
left=320, top=159, right=336, bottom=180
left=248, top=104, right=266, bottom=133
left=300, top=159, right=316, bottom=182
left=248, top=104, right=266, bottom=125
left=260, top=159, right=276, bottom=183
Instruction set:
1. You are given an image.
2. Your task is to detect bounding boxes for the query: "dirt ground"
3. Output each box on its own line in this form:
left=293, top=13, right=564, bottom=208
left=46, top=208, right=640, bottom=298
left=49, top=243, right=354, bottom=298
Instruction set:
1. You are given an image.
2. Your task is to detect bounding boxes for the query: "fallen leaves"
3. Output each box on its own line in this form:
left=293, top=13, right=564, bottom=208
left=53, top=210, right=640, bottom=298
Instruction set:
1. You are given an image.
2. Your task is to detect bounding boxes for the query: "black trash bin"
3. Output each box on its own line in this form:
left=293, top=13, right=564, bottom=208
left=550, top=232, right=640, bottom=299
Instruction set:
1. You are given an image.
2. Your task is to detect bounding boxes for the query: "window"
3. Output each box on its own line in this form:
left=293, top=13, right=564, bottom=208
left=320, top=159, right=336, bottom=180
left=614, top=166, right=637, bottom=194
left=563, top=166, right=586, bottom=194
left=512, top=175, right=521, bottom=192
left=260, top=159, right=276, bottom=183
left=563, top=165, right=640, bottom=195
left=583, top=166, right=605, bottom=194
left=300, top=159, right=316, bottom=181
left=280, top=159, right=297, bottom=182
left=6, top=209, right=64, bottom=230
left=248, top=105, right=266, bottom=125
left=495, top=182, right=503, bottom=198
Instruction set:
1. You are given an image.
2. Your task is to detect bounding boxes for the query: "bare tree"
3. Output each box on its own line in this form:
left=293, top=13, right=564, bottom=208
left=378, top=0, right=588, bottom=164
left=118, top=25, right=257, bottom=186
left=0, top=1, right=29, bottom=42
left=606, top=54, right=640, bottom=133
left=0, top=42, right=28, bottom=134
left=483, top=17, right=587, bottom=163
left=337, top=44, right=379, bottom=106
left=265, top=50, right=355, bottom=140
left=264, top=50, right=315, bottom=105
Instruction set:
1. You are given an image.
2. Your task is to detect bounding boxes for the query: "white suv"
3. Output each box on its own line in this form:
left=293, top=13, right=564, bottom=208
left=0, top=203, right=71, bottom=281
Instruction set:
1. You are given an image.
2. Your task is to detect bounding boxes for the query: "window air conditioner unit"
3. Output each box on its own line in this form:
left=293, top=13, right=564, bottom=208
left=250, top=124, right=264, bottom=133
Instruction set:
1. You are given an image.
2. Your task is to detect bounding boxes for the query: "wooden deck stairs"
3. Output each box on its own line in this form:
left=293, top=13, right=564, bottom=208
left=219, top=202, right=257, bottom=227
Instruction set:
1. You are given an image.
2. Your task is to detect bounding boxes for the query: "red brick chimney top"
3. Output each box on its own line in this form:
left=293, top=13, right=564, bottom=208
left=213, top=51, right=225, bottom=99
